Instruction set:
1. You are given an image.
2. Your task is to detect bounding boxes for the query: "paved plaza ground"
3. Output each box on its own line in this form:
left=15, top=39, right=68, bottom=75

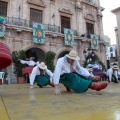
left=0, top=81, right=120, bottom=120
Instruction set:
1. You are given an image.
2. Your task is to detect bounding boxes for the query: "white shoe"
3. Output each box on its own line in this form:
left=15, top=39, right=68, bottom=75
left=30, top=85, right=33, bottom=89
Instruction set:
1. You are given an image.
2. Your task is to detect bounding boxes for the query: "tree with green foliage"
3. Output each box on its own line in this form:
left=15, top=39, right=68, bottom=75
left=45, top=51, right=56, bottom=72
left=12, top=50, right=26, bottom=77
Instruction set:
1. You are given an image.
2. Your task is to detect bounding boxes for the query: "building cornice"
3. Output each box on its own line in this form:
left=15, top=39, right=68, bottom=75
left=27, top=0, right=46, bottom=7
left=111, top=7, right=120, bottom=14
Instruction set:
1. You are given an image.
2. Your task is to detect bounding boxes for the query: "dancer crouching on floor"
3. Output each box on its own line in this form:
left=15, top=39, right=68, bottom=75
left=53, top=50, right=108, bottom=95
left=30, top=62, right=54, bottom=88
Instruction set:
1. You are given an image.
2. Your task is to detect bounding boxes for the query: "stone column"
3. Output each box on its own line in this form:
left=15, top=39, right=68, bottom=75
left=75, top=1, right=83, bottom=35
left=97, top=8, right=104, bottom=40
left=50, top=0, right=56, bottom=25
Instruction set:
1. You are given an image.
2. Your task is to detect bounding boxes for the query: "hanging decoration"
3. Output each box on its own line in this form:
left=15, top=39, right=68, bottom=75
left=90, top=34, right=98, bottom=49
left=33, top=22, right=45, bottom=44
left=0, top=16, right=6, bottom=38
left=64, top=28, right=74, bottom=46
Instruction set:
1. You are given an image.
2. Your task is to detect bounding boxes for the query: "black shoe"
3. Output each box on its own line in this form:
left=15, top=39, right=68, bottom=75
left=37, top=84, right=43, bottom=88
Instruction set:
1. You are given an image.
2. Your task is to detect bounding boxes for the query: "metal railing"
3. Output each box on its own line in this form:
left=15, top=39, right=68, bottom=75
left=5, top=16, right=78, bottom=36
left=81, top=33, right=104, bottom=41
left=82, top=0, right=98, bottom=6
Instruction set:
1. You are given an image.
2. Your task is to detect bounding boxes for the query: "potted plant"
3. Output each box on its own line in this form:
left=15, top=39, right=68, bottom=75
left=11, top=50, right=26, bottom=84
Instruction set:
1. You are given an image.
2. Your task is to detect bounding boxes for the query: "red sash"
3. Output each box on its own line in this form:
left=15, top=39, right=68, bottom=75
left=22, top=66, right=34, bottom=74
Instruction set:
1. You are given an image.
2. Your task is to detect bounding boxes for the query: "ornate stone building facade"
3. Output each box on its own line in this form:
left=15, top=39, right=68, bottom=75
left=0, top=0, right=106, bottom=83
left=112, top=7, right=120, bottom=67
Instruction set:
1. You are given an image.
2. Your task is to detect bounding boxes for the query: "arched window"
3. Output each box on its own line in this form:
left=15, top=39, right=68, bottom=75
left=85, top=14, right=95, bottom=37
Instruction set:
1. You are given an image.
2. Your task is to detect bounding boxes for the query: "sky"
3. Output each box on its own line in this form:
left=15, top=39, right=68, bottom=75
left=100, top=0, right=120, bottom=45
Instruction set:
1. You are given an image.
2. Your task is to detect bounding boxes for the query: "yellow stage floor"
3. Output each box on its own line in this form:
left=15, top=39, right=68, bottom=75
left=0, top=82, right=120, bottom=120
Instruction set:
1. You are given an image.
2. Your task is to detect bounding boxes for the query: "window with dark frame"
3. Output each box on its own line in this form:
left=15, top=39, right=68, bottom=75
left=86, top=0, right=91, bottom=2
left=0, top=1, right=8, bottom=16
left=111, top=53, right=113, bottom=57
left=30, top=8, right=42, bottom=25
left=61, top=16, right=70, bottom=33
left=86, top=22, right=94, bottom=38
left=110, top=47, right=113, bottom=52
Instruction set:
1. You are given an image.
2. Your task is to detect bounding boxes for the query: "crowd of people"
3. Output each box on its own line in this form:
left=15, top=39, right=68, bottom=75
left=20, top=50, right=120, bottom=95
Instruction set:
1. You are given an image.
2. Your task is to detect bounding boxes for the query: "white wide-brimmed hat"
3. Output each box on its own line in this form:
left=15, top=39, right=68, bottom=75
left=65, top=50, right=80, bottom=61
left=87, top=64, right=94, bottom=68
left=112, top=65, right=119, bottom=70
left=38, top=62, right=47, bottom=69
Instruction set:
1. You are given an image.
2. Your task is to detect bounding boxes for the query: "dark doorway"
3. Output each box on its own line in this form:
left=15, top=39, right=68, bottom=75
left=25, top=48, right=45, bottom=83
left=26, top=48, right=45, bottom=62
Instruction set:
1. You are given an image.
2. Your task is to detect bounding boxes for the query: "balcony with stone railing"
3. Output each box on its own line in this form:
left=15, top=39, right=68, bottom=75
left=4, top=16, right=105, bottom=41
left=5, top=16, right=78, bottom=36
left=81, top=33, right=104, bottom=41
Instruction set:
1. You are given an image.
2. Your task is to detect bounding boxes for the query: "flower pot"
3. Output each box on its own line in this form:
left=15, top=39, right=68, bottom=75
left=0, top=79, right=2, bottom=85
left=4, top=78, right=8, bottom=84
left=17, top=77, right=24, bottom=84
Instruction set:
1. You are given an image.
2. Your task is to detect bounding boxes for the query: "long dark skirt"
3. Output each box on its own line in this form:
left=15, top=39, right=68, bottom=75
left=60, top=72, right=92, bottom=93
left=34, top=75, right=50, bottom=86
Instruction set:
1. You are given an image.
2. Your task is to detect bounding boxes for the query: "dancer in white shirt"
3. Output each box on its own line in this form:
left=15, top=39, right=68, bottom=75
left=20, top=57, right=38, bottom=83
left=107, top=65, right=119, bottom=83
left=30, top=62, right=54, bottom=88
left=53, top=50, right=108, bottom=95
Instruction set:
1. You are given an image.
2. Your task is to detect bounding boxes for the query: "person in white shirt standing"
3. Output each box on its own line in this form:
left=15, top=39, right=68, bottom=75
left=20, top=57, right=38, bottom=82
left=30, top=62, right=54, bottom=88
left=107, top=65, right=119, bottom=83
left=53, top=50, right=108, bottom=95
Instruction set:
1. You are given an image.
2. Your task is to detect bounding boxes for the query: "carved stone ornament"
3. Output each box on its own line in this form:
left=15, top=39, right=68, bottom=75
left=85, top=14, right=95, bottom=21
left=27, top=0, right=45, bottom=7
left=75, top=2, right=82, bottom=10
left=97, top=9, right=103, bottom=17
left=50, top=0, right=56, bottom=4
left=59, top=6, right=72, bottom=15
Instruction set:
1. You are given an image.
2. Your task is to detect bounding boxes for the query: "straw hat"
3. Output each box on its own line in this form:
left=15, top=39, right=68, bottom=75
left=65, top=50, right=80, bottom=61
left=87, top=64, right=94, bottom=68
left=112, top=65, right=119, bottom=70
left=38, top=62, right=47, bottom=69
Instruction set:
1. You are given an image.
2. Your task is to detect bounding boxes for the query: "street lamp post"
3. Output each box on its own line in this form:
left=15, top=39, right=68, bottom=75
left=83, top=49, right=87, bottom=59
left=83, top=47, right=95, bottom=63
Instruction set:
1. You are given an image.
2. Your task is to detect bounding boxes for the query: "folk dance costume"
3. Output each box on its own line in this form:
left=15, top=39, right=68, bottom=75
left=30, top=62, right=54, bottom=88
left=20, top=57, right=37, bottom=80
left=107, top=65, right=119, bottom=83
left=53, top=50, right=108, bottom=95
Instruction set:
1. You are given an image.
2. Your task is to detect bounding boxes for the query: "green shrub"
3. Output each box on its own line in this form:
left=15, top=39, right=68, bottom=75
left=12, top=50, right=26, bottom=77
left=45, top=51, right=56, bottom=72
